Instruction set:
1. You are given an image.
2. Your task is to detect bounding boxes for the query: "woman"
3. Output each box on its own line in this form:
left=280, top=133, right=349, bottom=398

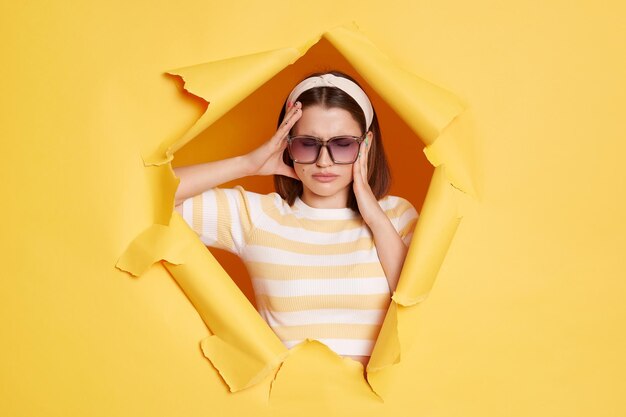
left=173, top=71, right=418, bottom=366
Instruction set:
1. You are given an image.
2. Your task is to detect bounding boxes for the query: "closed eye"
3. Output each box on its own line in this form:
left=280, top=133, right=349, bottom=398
left=331, top=138, right=358, bottom=147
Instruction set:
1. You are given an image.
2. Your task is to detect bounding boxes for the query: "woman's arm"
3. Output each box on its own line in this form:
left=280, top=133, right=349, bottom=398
left=365, top=213, right=409, bottom=292
left=351, top=135, right=410, bottom=292
left=174, top=156, right=251, bottom=206
left=173, top=102, right=302, bottom=207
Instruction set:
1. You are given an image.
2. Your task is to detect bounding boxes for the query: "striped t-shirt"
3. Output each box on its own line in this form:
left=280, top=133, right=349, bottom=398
left=181, top=185, right=419, bottom=357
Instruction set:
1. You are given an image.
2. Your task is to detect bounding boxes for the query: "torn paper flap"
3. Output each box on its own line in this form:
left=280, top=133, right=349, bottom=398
left=323, top=25, right=465, bottom=145
left=393, top=165, right=462, bottom=306
left=423, top=109, right=479, bottom=198
left=163, top=213, right=289, bottom=392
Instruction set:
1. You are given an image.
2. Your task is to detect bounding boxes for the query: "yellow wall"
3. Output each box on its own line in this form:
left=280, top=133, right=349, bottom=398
left=2, top=1, right=625, bottom=416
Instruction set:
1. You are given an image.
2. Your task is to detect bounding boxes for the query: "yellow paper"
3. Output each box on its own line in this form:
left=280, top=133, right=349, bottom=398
left=117, top=213, right=289, bottom=392
left=5, top=1, right=626, bottom=416
left=117, top=23, right=474, bottom=397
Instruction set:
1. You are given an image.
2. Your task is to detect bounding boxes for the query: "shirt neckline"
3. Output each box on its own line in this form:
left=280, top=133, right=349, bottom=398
left=293, top=196, right=358, bottom=220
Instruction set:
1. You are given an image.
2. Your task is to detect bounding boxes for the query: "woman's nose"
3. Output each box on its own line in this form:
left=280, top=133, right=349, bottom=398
left=316, top=145, right=333, bottom=167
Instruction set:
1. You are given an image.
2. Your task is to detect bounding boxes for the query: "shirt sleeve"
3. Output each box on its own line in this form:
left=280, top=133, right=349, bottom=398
left=179, top=185, right=257, bottom=256
left=391, top=197, right=419, bottom=246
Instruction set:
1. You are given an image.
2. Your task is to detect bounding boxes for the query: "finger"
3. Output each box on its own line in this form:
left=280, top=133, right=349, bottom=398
left=283, top=101, right=301, bottom=125
left=358, top=141, right=367, bottom=182
left=273, top=103, right=302, bottom=143
left=279, top=136, right=288, bottom=150
left=353, top=147, right=363, bottom=184
left=354, top=142, right=365, bottom=181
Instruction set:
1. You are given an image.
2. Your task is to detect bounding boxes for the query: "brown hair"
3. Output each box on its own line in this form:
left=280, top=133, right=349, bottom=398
left=273, top=70, right=391, bottom=215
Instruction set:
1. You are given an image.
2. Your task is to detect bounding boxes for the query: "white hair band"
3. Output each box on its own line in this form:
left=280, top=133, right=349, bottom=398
left=285, top=73, right=374, bottom=131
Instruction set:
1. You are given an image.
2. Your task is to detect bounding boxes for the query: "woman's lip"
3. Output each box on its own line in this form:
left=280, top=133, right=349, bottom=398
left=312, top=174, right=338, bottom=182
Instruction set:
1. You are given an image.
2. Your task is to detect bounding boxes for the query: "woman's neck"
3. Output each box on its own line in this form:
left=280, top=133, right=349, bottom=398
left=300, top=189, right=349, bottom=209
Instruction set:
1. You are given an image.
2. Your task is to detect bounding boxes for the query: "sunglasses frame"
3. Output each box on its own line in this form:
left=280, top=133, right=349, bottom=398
left=286, top=133, right=367, bottom=164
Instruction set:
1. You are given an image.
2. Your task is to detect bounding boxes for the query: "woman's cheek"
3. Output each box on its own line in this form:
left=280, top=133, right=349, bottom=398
left=344, top=165, right=354, bottom=182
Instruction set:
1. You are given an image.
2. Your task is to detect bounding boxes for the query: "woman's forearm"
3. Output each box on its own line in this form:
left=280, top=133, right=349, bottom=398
left=366, top=211, right=409, bottom=293
left=173, top=103, right=302, bottom=207
left=173, top=155, right=252, bottom=206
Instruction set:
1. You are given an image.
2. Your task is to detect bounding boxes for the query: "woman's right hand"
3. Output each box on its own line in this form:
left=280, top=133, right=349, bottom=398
left=244, top=101, right=302, bottom=179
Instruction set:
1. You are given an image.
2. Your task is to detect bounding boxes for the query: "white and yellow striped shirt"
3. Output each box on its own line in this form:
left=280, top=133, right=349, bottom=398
left=181, top=186, right=418, bottom=357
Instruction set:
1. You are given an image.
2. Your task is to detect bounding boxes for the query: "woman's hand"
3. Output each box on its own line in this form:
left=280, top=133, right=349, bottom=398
left=352, top=133, right=381, bottom=224
left=173, top=102, right=302, bottom=205
left=243, top=101, right=302, bottom=179
left=353, top=134, right=409, bottom=292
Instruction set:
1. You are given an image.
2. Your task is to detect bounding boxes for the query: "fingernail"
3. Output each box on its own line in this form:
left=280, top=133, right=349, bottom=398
left=287, top=101, right=292, bottom=108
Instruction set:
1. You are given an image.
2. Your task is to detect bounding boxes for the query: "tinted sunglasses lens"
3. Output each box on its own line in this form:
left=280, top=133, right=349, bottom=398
left=290, top=137, right=319, bottom=162
left=328, top=137, right=359, bottom=163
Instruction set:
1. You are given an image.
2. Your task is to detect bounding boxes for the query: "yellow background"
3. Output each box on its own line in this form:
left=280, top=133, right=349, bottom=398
left=2, top=1, right=625, bottom=416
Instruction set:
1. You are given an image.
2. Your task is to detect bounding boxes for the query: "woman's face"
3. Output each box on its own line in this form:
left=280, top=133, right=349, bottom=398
left=291, top=105, right=366, bottom=208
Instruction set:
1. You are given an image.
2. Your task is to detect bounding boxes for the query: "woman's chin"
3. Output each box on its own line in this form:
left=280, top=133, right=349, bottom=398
left=306, top=184, right=349, bottom=198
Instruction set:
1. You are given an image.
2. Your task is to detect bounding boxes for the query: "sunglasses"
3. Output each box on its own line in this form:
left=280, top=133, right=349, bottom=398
left=286, top=134, right=366, bottom=164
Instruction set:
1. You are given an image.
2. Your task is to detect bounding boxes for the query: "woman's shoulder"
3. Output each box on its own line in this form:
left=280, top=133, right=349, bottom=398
left=222, top=185, right=277, bottom=199
left=378, top=194, right=418, bottom=213
left=229, top=185, right=291, bottom=210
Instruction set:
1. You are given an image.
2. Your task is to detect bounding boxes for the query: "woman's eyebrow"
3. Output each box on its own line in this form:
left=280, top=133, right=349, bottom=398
left=298, top=133, right=358, bottom=140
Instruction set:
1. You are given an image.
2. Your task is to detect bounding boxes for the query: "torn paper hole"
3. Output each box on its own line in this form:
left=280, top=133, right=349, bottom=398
left=116, top=22, right=476, bottom=400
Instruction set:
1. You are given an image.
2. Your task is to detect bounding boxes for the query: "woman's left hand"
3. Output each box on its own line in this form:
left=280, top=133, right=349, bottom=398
left=353, top=134, right=383, bottom=225
left=353, top=134, right=410, bottom=292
